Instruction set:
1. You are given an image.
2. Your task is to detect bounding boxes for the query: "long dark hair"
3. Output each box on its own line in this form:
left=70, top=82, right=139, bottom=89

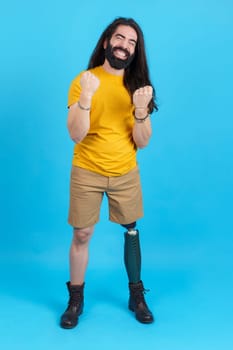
left=88, top=17, right=158, bottom=113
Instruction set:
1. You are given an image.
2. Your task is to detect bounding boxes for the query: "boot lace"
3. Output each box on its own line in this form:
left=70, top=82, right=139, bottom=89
left=134, top=288, right=150, bottom=306
left=69, top=291, right=82, bottom=306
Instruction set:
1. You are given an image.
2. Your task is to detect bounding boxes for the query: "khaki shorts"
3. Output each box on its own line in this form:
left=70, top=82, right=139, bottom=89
left=68, top=165, right=143, bottom=228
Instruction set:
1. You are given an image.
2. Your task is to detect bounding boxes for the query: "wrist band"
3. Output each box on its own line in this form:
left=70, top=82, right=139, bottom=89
left=134, top=114, right=150, bottom=123
left=78, top=101, right=91, bottom=111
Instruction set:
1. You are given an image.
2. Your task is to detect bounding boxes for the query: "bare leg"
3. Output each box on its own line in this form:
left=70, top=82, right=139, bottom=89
left=69, top=226, right=94, bottom=285
left=60, top=226, right=94, bottom=329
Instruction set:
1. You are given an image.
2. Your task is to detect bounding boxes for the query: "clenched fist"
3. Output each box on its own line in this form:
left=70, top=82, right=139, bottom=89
left=133, top=86, right=153, bottom=109
left=80, top=71, right=100, bottom=98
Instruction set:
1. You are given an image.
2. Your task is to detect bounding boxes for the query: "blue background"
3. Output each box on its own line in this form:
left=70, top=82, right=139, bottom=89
left=0, top=0, right=232, bottom=349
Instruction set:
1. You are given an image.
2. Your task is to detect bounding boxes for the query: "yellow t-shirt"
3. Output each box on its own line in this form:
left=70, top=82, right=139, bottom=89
left=68, top=66, right=137, bottom=176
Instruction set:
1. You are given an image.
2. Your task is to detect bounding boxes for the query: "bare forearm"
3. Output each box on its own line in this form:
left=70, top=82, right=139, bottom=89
left=132, top=85, right=153, bottom=148
left=67, top=71, right=100, bottom=144
left=67, top=95, right=91, bottom=143
left=133, top=117, right=152, bottom=148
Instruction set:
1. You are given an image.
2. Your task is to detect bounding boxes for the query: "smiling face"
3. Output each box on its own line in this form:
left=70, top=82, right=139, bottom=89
left=104, top=25, right=138, bottom=70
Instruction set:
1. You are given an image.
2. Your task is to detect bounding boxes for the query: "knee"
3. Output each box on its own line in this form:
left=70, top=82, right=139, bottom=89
left=72, top=226, right=94, bottom=245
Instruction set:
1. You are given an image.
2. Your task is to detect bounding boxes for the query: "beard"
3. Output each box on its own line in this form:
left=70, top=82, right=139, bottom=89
left=104, top=42, right=135, bottom=70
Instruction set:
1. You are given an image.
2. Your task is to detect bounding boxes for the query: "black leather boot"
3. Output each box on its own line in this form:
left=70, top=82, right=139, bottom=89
left=128, top=280, right=154, bottom=324
left=60, top=281, right=84, bottom=329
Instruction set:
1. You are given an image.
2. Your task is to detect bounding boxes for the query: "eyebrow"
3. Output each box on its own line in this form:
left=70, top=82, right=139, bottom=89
left=114, top=33, right=137, bottom=44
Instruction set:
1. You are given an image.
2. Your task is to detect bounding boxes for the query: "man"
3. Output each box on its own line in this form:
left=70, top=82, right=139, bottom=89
left=60, top=17, right=158, bottom=329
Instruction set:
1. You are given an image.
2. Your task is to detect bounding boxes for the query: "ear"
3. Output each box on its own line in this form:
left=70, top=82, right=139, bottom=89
left=103, top=39, right=108, bottom=49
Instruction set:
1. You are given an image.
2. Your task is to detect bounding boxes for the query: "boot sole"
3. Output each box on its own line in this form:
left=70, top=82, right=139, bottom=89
left=129, top=306, right=154, bottom=324
left=60, top=322, right=78, bottom=329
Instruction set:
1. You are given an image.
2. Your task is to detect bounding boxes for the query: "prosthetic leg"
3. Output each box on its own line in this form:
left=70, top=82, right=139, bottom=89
left=123, top=222, right=141, bottom=283
left=123, top=222, right=154, bottom=323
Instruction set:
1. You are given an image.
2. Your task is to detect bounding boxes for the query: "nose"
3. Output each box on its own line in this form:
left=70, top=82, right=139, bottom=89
left=121, top=39, right=128, bottom=49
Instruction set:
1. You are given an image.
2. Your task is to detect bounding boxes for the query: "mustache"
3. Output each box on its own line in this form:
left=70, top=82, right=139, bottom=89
left=112, top=46, right=130, bottom=58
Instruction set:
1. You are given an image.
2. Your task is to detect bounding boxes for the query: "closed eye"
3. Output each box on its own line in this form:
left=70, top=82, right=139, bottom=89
left=129, top=40, right=136, bottom=47
left=113, top=33, right=137, bottom=48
